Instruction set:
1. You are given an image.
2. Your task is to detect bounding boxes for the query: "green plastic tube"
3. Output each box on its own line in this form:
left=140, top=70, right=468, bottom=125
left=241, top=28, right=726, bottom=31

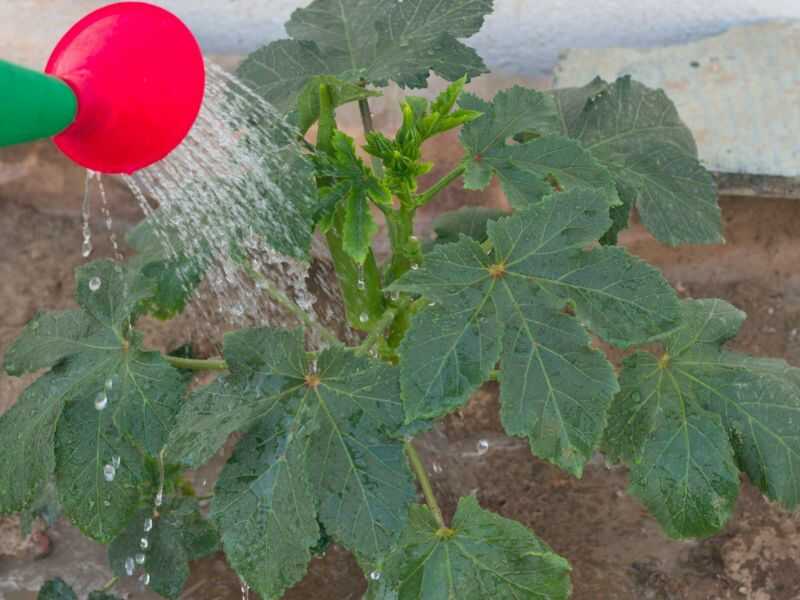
left=0, top=59, right=77, bottom=147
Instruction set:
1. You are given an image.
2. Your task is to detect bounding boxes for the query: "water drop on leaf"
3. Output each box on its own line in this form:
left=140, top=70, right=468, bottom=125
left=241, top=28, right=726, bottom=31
left=103, top=464, right=116, bottom=482
left=370, top=571, right=381, bottom=581
left=359, top=313, right=369, bottom=324
left=89, top=276, right=102, bottom=292
left=94, top=393, right=108, bottom=411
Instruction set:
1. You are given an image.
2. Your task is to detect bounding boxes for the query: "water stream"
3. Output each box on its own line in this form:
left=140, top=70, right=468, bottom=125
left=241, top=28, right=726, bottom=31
left=81, top=61, right=343, bottom=347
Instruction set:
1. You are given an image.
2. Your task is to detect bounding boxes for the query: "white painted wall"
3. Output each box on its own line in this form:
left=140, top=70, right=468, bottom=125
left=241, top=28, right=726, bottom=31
left=3, top=0, right=800, bottom=75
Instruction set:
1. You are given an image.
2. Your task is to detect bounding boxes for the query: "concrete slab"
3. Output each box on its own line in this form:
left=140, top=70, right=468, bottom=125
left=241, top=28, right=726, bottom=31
left=556, top=21, right=800, bottom=195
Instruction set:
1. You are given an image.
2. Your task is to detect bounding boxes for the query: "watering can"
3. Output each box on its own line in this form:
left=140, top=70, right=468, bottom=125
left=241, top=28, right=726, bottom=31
left=0, top=2, right=206, bottom=174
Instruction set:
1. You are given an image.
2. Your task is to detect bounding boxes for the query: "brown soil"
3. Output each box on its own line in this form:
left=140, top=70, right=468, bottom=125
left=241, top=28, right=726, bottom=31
left=2, top=141, right=800, bottom=600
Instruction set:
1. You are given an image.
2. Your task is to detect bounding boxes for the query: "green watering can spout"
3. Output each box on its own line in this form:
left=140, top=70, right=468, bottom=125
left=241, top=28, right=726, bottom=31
left=0, top=59, right=78, bottom=147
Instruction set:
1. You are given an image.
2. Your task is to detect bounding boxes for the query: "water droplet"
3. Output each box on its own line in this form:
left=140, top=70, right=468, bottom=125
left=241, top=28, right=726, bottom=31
left=359, top=313, right=369, bottom=324
left=410, top=263, right=420, bottom=271
left=94, top=392, right=108, bottom=411
left=89, top=276, right=102, bottom=292
left=476, top=439, right=489, bottom=455
left=428, top=301, right=436, bottom=307
left=125, top=556, right=135, bottom=576
left=103, top=464, right=116, bottom=482
left=140, top=537, right=149, bottom=550
left=105, top=377, right=114, bottom=391
left=370, top=571, right=381, bottom=581
left=143, top=517, right=153, bottom=532
left=81, top=171, right=93, bottom=259
left=432, top=462, right=443, bottom=474
left=409, top=235, right=419, bottom=243
left=112, top=455, right=121, bottom=469
left=135, top=552, right=146, bottom=565
left=357, top=278, right=366, bottom=291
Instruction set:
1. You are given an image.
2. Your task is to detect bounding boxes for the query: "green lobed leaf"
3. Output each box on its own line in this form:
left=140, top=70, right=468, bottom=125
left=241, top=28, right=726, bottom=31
left=391, top=188, right=678, bottom=475
left=2, top=309, right=100, bottom=376
left=433, top=206, right=508, bottom=244
left=0, top=372, right=68, bottom=514
left=2, top=261, right=188, bottom=539
left=605, top=298, right=800, bottom=538
left=367, top=496, right=571, bottom=600
left=54, top=369, right=148, bottom=543
left=551, top=76, right=722, bottom=245
left=38, top=579, right=123, bottom=600
left=169, top=326, right=415, bottom=592
left=459, top=87, right=562, bottom=191
left=167, top=328, right=307, bottom=468
left=109, top=499, right=219, bottom=599
left=489, top=135, right=620, bottom=209
left=38, top=579, right=77, bottom=600
left=305, top=346, right=416, bottom=559
left=459, top=89, right=618, bottom=210
left=239, top=0, right=492, bottom=114
left=237, top=40, right=350, bottom=114
left=211, top=407, right=319, bottom=600
left=293, top=75, right=382, bottom=133
left=126, top=217, right=206, bottom=321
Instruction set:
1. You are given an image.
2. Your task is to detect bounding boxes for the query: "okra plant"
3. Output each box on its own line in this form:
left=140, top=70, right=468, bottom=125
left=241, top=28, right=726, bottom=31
left=7, top=1, right=800, bottom=599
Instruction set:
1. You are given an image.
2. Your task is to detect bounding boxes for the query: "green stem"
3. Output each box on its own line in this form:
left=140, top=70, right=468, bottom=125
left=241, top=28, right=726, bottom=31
left=100, top=576, right=119, bottom=592
left=384, top=205, right=418, bottom=284
left=404, top=440, right=446, bottom=528
left=358, top=96, right=384, bottom=178
left=355, top=297, right=412, bottom=356
left=415, top=164, right=466, bottom=206
left=246, top=266, right=341, bottom=347
left=164, top=355, right=228, bottom=371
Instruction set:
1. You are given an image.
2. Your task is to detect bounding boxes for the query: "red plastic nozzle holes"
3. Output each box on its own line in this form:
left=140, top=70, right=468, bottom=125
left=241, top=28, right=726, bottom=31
left=45, top=2, right=206, bottom=174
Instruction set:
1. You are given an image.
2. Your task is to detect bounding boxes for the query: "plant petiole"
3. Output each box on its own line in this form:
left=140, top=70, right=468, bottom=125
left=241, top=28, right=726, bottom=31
left=404, top=440, right=446, bottom=528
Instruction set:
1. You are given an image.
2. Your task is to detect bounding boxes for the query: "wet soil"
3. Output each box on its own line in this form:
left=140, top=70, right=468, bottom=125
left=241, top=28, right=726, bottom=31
left=2, top=140, right=800, bottom=600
